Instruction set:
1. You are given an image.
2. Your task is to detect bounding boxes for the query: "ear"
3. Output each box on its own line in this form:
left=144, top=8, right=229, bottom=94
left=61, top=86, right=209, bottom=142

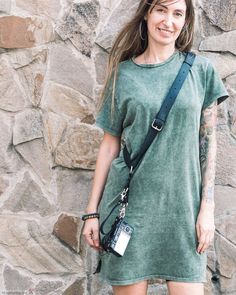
left=144, top=12, right=148, bottom=21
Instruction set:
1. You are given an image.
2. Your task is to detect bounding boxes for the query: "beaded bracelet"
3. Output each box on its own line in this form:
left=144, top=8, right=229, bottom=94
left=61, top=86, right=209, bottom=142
left=82, top=212, right=100, bottom=221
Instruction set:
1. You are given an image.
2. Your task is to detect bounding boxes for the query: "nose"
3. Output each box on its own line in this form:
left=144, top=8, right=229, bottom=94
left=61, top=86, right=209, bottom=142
left=162, top=13, right=173, bottom=27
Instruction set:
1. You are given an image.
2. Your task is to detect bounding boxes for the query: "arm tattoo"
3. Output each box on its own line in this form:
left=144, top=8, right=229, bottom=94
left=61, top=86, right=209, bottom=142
left=199, top=101, right=217, bottom=208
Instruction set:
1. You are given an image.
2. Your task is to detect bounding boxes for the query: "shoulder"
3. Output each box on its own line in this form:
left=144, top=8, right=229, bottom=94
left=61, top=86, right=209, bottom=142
left=117, top=59, right=133, bottom=75
left=112, top=58, right=137, bottom=85
left=189, top=52, right=216, bottom=72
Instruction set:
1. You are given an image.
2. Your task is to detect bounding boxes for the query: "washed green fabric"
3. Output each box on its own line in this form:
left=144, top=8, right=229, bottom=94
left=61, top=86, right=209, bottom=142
left=94, top=51, right=229, bottom=285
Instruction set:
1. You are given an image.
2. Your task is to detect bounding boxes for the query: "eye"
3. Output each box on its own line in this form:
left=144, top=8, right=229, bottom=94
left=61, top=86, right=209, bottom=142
left=154, top=5, right=166, bottom=12
left=175, top=12, right=183, bottom=17
left=157, top=8, right=165, bottom=13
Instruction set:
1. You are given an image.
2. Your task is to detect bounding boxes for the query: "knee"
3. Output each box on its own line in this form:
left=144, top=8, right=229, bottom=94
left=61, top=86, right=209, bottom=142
left=112, top=280, right=148, bottom=295
left=166, top=281, right=204, bottom=295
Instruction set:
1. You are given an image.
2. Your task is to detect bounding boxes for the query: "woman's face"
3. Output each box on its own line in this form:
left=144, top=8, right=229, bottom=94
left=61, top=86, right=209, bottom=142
left=145, top=0, right=187, bottom=48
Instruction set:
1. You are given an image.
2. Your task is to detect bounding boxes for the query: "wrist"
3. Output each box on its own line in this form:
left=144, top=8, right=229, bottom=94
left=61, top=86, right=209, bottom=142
left=85, top=206, right=98, bottom=214
left=82, top=212, right=99, bottom=221
left=200, top=199, right=215, bottom=211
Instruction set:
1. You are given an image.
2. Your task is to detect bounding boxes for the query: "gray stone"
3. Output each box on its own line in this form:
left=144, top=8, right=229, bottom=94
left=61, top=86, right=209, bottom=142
left=0, top=56, right=26, bottom=112
left=219, top=271, right=236, bottom=294
left=214, top=231, right=236, bottom=294
left=0, top=16, right=55, bottom=49
left=147, top=283, right=168, bottom=295
left=42, top=82, right=95, bottom=119
left=0, top=216, right=84, bottom=274
left=207, top=244, right=217, bottom=273
left=56, top=1, right=100, bottom=57
left=97, top=0, right=116, bottom=40
left=197, top=52, right=236, bottom=79
left=81, top=113, right=95, bottom=124
left=13, top=109, right=44, bottom=145
left=3, top=46, right=48, bottom=70
left=3, top=264, right=33, bottom=295
left=15, top=0, right=61, bottom=20
left=16, top=49, right=48, bottom=107
left=215, top=126, right=236, bottom=187
left=43, top=112, right=67, bottom=153
left=96, top=0, right=138, bottom=50
left=34, top=279, right=63, bottom=295
left=197, top=8, right=222, bottom=39
left=204, top=269, right=214, bottom=295
left=0, top=147, right=23, bottom=174
left=79, top=233, right=101, bottom=285
left=15, top=139, right=52, bottom=185
left=232, top=124, right=236, bottom=140
left=200, top=0, right=236, bottom=31
left=0, top=176, right=9, bottom=196
left=0, top=113, right=23, bottom=174
left=0, top=113, right=12, bottom=165
left=215, top=185, right=236, bottom=217
left=49, top=43, right=94, bottom=98
left=215, top=211, right=236, bottom=245
left=63, top=277, right=87, bottom=295
left=55, top=168, right=94, bottom=214
left=54, top=122, right=103, bottom=170
left=225, top=74, right=236, bottom=136
left=199, top=31, right=236, bottom=56
left=94, top=46, right=109, bottom=85
left=2, top=171, right=54, bottom=217
left=215, top=231, right=236, bottom=279
left=0, top=0, right=11, bottom=13
left=89, top=275, right=113, bottom=295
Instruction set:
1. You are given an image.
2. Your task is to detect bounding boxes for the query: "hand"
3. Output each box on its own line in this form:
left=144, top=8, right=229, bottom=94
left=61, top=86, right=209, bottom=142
left=82, top=218, right=103, bottom=251
left=195, top=207, right=215, bottom=254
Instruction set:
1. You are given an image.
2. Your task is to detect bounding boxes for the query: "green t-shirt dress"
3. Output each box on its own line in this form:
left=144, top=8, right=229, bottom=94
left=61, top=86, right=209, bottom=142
left=94, top=50, right=229, bottom=285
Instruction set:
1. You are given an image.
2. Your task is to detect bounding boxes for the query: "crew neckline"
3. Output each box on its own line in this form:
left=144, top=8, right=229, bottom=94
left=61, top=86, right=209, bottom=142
left=130, top=50, right=180, bottom=68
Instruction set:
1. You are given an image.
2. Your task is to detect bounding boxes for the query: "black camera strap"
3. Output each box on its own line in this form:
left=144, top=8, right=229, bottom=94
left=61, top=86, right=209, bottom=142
left=95, top=51, right=196, bottom=274
left=123, top=51, right=196, bottom=173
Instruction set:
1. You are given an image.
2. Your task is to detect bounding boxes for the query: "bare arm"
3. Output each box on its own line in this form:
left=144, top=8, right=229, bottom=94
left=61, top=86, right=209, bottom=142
left=199, top=100, right=218, bottom=211
left=85, top=132, right=121, bottom=213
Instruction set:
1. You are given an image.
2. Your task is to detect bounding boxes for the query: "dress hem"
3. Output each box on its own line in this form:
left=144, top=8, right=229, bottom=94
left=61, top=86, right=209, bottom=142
left=97, top=273, right=207, bottom=286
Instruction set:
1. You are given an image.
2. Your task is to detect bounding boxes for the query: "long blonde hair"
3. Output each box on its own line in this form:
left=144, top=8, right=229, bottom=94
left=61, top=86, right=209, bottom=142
left=97, top=0, right=195, bottom=121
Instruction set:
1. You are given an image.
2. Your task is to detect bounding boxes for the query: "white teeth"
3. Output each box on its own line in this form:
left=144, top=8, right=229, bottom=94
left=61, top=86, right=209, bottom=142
left=158, top=28, right=172, bottom=33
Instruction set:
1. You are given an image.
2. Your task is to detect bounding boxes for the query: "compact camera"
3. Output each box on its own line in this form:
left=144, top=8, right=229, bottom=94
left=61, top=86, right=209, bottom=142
left=101, top=218, right=134, bottom=257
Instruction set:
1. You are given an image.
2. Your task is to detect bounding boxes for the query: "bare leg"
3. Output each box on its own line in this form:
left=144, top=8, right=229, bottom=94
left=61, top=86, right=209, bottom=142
left=112, top=280, right=148, bottom=295
left=166, top=281, right=204, bottom=295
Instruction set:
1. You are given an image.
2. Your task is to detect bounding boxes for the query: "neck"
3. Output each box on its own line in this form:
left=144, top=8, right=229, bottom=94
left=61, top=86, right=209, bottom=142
left=144, top=44, right=177, bottom=64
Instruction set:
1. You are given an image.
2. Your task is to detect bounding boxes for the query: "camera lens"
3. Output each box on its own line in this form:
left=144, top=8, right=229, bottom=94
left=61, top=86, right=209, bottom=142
left=125, top=226, right=130, bottom=232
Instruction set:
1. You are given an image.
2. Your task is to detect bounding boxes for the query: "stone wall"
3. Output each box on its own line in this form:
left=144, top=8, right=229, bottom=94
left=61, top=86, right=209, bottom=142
left=0, top=0, right=235, bottom=294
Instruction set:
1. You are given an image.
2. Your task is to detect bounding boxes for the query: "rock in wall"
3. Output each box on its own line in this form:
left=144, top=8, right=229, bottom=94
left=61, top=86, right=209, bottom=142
left=0, top=0, right=235, bottom=294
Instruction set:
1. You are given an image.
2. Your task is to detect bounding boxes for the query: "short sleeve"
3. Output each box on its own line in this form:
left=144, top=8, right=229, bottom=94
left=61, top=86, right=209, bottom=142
left=202, top=61, right=229, bottom=110
left=94, top=78, right=124, bottom=137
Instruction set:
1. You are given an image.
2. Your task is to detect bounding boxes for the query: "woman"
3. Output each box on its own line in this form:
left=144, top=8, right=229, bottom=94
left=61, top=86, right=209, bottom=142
left=82, top=0, right=229, bottom=294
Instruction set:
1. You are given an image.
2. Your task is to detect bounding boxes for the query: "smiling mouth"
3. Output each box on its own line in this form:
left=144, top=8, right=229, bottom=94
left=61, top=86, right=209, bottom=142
left=158, top=28, right=174, bottom=33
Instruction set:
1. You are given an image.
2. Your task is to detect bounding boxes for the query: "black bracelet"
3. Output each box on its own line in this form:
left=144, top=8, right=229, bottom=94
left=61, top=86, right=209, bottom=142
left=82, top=212, right=100, bottom=221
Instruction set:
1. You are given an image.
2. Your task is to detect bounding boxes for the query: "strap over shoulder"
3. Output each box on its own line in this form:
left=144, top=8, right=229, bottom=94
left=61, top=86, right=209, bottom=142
left=123, top=51, right=196, bottom=172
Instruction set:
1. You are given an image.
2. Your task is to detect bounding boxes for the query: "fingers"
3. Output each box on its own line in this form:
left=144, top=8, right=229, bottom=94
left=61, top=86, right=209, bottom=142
left=82, top=220, right=102, bottom=251
left=197, top=232, right=208, bottom=253
left=196, top=225, right=215, bottom=254
left=91, top=228, right=100, bottom=248
left=200, top=233, right=211, bottom=253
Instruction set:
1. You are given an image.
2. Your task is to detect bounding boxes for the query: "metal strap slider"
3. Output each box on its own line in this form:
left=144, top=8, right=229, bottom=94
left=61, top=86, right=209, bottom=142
left=152, top=119, right=163, bottom=131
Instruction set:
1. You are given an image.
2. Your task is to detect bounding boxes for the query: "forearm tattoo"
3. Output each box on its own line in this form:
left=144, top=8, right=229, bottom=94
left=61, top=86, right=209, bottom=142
left=199, top=101, right=218, bottom=207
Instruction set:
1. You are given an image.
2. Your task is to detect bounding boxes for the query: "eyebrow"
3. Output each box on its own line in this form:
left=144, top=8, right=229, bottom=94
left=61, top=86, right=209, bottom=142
left=156, top=4, right=185, bottom=13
